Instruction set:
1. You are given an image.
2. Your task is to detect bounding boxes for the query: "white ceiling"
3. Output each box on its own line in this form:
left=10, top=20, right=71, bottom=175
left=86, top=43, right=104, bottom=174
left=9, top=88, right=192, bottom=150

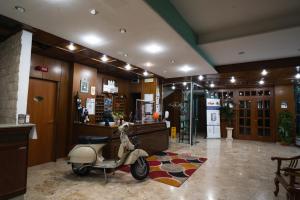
left=0, top=0, right=217, bottom=78
left=200, top=27, right=300, bottom=65
left=171, top=0, right=300, bottom=65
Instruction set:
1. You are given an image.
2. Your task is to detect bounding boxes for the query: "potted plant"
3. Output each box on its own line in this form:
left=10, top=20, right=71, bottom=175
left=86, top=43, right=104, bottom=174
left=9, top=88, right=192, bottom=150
left=220, top=100, right=235, bottom=140
left=296, top=126, right=300, bottom=146
left=278, top=111, right=293, bottom=145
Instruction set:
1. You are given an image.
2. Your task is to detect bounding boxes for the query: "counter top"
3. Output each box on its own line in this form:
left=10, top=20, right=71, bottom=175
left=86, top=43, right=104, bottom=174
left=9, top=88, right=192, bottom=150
left=0, top=123, right=35, bottom=129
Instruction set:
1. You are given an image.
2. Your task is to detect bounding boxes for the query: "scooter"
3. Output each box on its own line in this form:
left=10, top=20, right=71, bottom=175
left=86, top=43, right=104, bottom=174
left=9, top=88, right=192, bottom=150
left=68, top=123, right=150, bottom=181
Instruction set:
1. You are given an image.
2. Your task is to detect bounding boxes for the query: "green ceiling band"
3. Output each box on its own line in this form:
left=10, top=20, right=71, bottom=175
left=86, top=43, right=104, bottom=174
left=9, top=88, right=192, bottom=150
left=144, top=0, right=214, bottom=66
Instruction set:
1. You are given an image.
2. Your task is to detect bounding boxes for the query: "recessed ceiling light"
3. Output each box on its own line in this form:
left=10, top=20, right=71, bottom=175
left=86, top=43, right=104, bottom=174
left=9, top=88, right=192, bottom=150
left=89, top=9, right=98, bottom=15
left=183, top=82, right=187, bottom=86
left=295, top=73, right=300, bottom=79
left=142, top=43, right=165, bottom=54
left=66, top=43, right=76, bottom=51
left=170, top=60, right=175, bottom=64
left=15, top=6, right=25, bottom=13
left=198, top=75, right=204, bottom=81
left=179, top=65, right=193, bottom=72
left=100, top=54, right=109, bottom=62
left=171, top=84, right=176, bottom=90
left=124, top=53, right=128, bottom=57
left=119, top=28, right=127, bottom=34
left=143, top=71, right=149, bottom=76
left=259, top=79, right=265, bottom=85
left=209, top=82, right=215, bottom=88
left=230, top=76, right=236, bottom=83
left=261, top=69, right=268, bottom=76
left=238, top=51, right=245, bottom=55
left=82, top=34, right=103, bottom=46
left=144, top=62, right=153, bottom=67
left=125, top=64, right=132, bottom=70
left=186, top=87, right=189, bottom=90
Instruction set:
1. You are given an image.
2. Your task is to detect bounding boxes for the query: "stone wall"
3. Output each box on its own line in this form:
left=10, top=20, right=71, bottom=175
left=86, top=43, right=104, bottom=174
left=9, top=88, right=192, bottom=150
left=0, top=31, right=32, bottom=124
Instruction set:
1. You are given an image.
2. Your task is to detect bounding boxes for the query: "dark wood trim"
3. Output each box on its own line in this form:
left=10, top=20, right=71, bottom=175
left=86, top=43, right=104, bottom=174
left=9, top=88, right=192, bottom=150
left=215, top=56, right=300, bottom=73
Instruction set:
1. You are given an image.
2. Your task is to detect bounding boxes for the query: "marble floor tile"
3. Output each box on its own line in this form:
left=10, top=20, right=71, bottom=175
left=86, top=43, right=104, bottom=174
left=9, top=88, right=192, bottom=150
left=24, top=139, right=299, bottom=200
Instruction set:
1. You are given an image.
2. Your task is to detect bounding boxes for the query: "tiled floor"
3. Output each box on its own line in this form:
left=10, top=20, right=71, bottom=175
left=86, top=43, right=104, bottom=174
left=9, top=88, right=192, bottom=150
left=25, top=139, right=299, bottom=200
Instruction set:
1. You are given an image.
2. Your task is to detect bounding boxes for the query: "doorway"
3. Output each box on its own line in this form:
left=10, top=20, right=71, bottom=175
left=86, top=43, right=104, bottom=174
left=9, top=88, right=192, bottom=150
left=130, top=93, right=141, bottom=121
left=236, top=89, right=275, bottom=142
left=27, top=79, right=57, bottom=166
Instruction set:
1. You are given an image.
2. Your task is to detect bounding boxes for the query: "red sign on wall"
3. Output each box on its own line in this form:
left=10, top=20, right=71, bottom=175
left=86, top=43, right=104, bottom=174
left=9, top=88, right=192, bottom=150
left=34, top=66, right=48, bottom=72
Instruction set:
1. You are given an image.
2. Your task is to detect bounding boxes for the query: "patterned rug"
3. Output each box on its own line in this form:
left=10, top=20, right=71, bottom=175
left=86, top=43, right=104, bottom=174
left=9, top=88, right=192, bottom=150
left=120, top=152, right=207, bottom=187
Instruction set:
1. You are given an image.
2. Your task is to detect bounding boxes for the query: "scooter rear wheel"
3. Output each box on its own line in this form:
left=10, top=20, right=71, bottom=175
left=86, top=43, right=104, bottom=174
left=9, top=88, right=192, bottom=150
left=130, top=157, right=149, bottom=180
left=72, top=164, right=91, bottom=176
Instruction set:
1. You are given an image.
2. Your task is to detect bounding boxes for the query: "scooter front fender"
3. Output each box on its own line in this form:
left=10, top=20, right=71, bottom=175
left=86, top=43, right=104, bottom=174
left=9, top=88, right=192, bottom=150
left=124, top=149, right=149, bottom=165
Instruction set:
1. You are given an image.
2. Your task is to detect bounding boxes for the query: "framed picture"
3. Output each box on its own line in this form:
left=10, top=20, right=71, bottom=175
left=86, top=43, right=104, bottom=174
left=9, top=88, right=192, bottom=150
left=80, top=79, right=89, bottom=93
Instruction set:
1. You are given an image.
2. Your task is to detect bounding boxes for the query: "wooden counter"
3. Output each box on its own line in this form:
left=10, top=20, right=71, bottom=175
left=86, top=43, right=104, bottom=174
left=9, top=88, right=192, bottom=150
left=73, top=122, right=169, bottom=159
left=0, top=124, right=34, bottom=200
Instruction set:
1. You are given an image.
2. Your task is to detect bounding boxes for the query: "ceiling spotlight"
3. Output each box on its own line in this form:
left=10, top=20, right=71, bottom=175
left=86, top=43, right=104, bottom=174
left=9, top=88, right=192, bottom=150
left=66, top=43, right=76, bottom=51
left=142, top=43, right=164, bottom=54
left=124, top=53, right=128, bottom=57
left=259, top=79, right=265, bottom=85
left=171, top=84, right=176, bottom=90
left=15, top=6, right=25, bottom=13
left=170, top=60, right=175, bottom=64
left=183, top=82, right=187, bottom=86
left=261, top=69, right=268, bottom=76
left=230, top=76, right=236, bottom=83
left=100, top=54, right=109, bottom=62
left=89, top=9, right=98, bottom=15
left=125, top=64, right=132, bottom=70
left=143, top=71, right=149, bottom=76
left=179, top=65, right=193, bottom=72
left=198, top=75, right=204, bottom=81
left=119, top=28, right=127, bottom=34
left=295, top=73, right=300, bottom=79
left=145, top=62, right=153, bottom=67
left=209, top=82, right=215, bottom=88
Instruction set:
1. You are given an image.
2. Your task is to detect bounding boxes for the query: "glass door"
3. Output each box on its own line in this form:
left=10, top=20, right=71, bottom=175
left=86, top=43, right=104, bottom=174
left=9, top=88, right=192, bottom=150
left=238, top=100, right=254, bottom=139
left=256, top=99, right=274, bottom=141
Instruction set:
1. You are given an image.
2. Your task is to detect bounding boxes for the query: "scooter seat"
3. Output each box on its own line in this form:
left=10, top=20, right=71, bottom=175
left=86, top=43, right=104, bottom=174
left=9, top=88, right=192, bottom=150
left=78, top=136, right=109, bottom=144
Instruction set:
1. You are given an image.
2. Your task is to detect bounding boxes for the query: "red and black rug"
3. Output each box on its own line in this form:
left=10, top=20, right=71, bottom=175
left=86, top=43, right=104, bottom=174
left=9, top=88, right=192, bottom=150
left=120, top=151, right=207, bottom=187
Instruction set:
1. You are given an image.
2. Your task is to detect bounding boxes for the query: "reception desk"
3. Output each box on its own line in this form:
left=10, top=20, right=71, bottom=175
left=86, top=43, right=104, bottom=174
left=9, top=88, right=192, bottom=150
left=0, top=124, right=34, bottom=200
left=73, top=122, right=169, bottom=159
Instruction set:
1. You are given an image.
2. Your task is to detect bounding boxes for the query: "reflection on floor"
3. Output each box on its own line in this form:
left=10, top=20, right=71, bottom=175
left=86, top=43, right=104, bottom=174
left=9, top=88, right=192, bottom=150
left=25, top=139, right=299, bottom=200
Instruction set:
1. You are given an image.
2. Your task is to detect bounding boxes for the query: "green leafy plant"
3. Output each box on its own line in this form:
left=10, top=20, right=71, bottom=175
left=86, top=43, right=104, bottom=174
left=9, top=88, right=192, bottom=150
left=220, top=102, right=234, bottom=127
left=278, top=111, right=293, bottom=144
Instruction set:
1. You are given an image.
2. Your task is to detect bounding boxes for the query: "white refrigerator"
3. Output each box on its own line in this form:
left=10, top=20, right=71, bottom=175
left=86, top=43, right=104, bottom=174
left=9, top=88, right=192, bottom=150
left=206, top=98, right=221, bottom=138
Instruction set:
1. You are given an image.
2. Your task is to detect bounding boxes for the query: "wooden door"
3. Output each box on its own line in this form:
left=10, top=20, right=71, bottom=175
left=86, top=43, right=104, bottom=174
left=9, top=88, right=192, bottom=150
left=27, top=79, right=57, bottom=166
left=236, top=88, right=275, bottom=141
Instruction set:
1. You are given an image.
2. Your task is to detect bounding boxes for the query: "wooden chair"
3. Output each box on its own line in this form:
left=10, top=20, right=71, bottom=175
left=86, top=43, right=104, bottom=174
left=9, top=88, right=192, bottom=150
left=271, top=155, right=300, bottom=200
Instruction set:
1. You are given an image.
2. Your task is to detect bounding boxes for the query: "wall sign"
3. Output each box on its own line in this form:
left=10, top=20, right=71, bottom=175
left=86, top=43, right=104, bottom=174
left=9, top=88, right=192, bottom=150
left=80, top=79, right=89, bottom=93
left=34, top=65, right=48, bottom=72
left=103, top=80, right=118, bottom=93
left=281, top=101, right=288, bottom=109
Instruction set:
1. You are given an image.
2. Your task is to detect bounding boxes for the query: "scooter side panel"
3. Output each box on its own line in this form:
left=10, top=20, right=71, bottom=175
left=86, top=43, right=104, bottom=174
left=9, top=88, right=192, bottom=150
left=68, top=146, right=97, bottom=164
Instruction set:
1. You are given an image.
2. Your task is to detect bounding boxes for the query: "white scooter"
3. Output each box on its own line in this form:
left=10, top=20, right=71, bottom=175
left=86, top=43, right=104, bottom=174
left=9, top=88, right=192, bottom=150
left=68, top=123, right=149, bottom=181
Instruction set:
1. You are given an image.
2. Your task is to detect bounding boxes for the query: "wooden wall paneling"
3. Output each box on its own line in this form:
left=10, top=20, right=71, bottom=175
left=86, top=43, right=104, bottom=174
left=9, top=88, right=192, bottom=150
left=274, top=85, right=296, bottom=141
left=30, top=53, right=71, bottom=158
left=56, top=61, right=71, bottom=158
left=70, top=63, right=97, bottom=144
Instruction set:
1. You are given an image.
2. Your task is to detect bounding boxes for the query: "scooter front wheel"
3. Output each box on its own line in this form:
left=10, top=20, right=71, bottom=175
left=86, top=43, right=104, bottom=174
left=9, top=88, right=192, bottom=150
left=72, top=164, right=91, bottom=176
left=130, top=157, right=149, bottom=180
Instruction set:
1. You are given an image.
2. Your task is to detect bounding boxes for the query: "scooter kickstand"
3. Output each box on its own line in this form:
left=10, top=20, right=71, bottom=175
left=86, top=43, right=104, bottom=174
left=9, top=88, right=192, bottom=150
left=103, top=168, right=108, bottom=183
